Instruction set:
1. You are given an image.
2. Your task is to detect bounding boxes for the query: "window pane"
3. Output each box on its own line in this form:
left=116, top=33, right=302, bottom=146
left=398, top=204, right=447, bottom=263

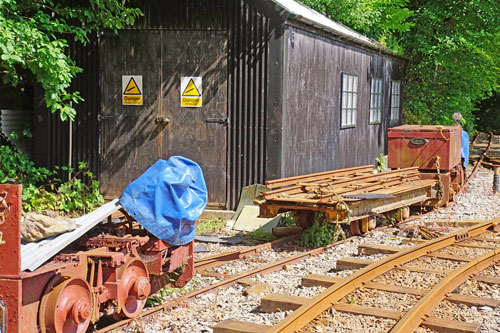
left=341, top=73, right=358, bottom=127
left=370, top=78, right=383, bottom=123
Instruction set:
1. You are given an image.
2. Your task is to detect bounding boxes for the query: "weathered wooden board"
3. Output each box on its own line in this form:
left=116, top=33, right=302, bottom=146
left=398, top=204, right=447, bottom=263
left=99, top=30, right=162, bottom=199
left=99, top=30, right=228, bottom=207
left=160, top=31, right=228, bottom=207
left=282, top=25, right=406, bottom=177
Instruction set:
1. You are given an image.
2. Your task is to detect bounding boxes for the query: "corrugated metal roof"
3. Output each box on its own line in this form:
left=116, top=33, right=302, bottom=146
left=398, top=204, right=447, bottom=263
left=270, top=0, right=391, bottom=53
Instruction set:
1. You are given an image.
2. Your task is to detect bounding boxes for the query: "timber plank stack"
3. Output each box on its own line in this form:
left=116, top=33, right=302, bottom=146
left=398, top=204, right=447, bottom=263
left=257, top=166, right=436, bottom=223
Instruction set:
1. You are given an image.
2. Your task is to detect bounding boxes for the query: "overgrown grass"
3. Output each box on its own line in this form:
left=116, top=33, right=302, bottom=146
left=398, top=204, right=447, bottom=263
left=300, top=213, right=344, bottom=248
left=247, top=229, right=277, bottom=242
left=145, top=274, right=205, bottom=307
left=195, top=217, right=227, bottom=235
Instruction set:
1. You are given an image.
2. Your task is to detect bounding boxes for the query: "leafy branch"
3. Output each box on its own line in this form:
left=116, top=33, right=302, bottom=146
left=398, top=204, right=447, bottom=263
left=0, top=0, right=142, bottom=121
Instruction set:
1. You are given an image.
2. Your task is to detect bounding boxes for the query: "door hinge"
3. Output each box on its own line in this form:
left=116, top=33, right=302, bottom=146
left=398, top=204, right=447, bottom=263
left=205, top=118, right=228, bottom=125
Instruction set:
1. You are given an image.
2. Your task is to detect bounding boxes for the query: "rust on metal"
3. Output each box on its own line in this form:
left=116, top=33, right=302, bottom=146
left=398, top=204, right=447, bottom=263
left=38, top=275, right=92, bottom=333
left=268, top=219, right=498, bottom=332
left=258, top=167, right=435, bottom=229
left=0, top=185, right=21, bottom=278
left=387, top=125, right=462, bottom=171
left=391, top=242, right=500, bottom=332
left=0, top=300, right=6, bottom=333
left=0, top=182, right=198, bottom=332
left=95, top=236, right=354, bottom=333
left=194, top=234, right=301, bottom=273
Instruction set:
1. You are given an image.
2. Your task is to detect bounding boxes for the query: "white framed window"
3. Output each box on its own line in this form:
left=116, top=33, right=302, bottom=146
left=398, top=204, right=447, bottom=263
left=390, top=80, right=401, bottom=121
left=370, top=78, right=383, bottom=124
left=341, top=73, right=358, bottom=128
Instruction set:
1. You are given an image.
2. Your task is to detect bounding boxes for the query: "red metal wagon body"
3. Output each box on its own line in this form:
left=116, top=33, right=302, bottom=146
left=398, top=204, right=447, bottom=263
left=0, top=184, right=194, bottom=333
left=388, top=125, right=464, bottom=206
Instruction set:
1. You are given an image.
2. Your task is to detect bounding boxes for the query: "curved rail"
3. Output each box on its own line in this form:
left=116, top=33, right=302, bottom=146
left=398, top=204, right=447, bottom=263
left=464, top=131, right=493, bottom=190
left=391, top=244, right=500, bottom=332
left=270, top=219, right=500, bottom=332
left=95, top=235, right=352, bottom=332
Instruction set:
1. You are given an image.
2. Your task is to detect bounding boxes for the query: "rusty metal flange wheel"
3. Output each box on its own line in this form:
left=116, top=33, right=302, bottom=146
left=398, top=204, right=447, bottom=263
left=116, top=258, right=151, bottom=319
left=350, top=220, right=362, bottom=236
left=39, top=275, right=92, bottom=333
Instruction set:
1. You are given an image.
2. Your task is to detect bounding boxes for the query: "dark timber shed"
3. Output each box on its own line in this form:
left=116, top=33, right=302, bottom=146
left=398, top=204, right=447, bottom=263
left=34, top=0, right=406, bottom=209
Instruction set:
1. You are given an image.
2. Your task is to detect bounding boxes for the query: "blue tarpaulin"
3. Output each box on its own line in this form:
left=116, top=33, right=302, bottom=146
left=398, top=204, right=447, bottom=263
left=462, top=130, right=469, bottom=168
left=120, top=156, right=207, bottom=245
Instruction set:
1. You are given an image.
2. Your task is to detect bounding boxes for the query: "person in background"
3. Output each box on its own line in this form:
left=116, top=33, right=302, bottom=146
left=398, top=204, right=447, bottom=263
left=452, top=112, right=469, bottom=169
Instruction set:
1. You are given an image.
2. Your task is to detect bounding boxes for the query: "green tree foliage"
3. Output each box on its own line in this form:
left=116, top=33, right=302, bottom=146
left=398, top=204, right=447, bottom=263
left=474, top=92, right=500, bottom=133
left=300, top=0, right=414, bottom=51
left=403, top=1, right=500, bottom=132
left=0, top=0, right=142, bottom=121
left=299, top=0, right=500, bottom=132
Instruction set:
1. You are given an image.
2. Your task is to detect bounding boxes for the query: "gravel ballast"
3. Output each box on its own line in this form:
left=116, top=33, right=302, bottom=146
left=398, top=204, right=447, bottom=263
left=126, top=167, right=500, bottom=333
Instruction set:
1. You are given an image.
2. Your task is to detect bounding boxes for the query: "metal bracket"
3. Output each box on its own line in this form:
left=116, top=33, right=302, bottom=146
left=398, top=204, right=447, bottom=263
left=0, top=300, right=7, bottom=333
left=205, top=118, right=228, bottom=125
left=155, top=117, right=170, bottom=125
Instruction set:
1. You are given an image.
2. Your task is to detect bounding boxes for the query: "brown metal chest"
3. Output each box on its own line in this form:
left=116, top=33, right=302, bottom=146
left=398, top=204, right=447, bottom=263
left=388, top=125, right=462, bottom=171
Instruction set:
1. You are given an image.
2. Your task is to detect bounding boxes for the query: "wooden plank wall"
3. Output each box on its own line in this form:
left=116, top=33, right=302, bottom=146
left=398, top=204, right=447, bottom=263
left=282, top=26, right=405, bottom=177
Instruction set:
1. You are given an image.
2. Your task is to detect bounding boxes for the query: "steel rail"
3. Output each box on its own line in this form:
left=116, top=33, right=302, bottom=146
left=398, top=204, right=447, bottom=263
left=265, top=165, right=374, bottom=189
left=194, top=233, right=301, bottom=272
left=464, top=131, right=493, bottom=191
left=391, top=242, right=500, bottom=332
left=95, top=196, right=449, bottom=332
left=95, top=206, right=439, bottom=332
left=94, top=236, right=354, bottom=332
left=269, top=219, right=499, bottom=333
left=263, top=167, right=419, bottom=199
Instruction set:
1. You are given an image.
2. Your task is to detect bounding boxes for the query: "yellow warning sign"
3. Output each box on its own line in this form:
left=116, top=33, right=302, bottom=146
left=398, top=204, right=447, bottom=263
left=123, top=95, right=142, bottom=105
left=124, top=78, right=141, bottom=95
left=182, top=79, right=201, bottom=96
left=180, top=77, right=202, bottom=107
left=122, top=75, right=143, bottom=105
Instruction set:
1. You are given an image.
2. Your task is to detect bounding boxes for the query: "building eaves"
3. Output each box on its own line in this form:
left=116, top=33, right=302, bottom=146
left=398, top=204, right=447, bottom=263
left=266, top=0, right=404, bottom=58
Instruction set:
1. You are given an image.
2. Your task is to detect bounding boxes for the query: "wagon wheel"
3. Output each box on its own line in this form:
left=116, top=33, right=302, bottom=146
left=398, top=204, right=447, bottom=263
left=39, top=275, right=92, bottom=333
left=116, top=258, right=151, bottom=319
left=293, top=211, right=315, bottom=229
left=350, top=220, right=362, bottom=236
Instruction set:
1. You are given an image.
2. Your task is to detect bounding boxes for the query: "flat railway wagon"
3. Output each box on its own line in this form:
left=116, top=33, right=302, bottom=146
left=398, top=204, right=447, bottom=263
left=257, top=125, right=467, bottom=235
left=0, top=184, right=194, bottom=333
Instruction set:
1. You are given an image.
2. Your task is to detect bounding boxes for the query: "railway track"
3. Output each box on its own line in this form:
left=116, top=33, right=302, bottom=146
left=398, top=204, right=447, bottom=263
left=94, top=233, right=351, bottom=332
left=470, top=132, right=500, bottom=168
left=93, top=156, right=492, bottom=332
left=93, top=210, right=446, bottom=332
left=215, top=219, right=500, bottom=332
